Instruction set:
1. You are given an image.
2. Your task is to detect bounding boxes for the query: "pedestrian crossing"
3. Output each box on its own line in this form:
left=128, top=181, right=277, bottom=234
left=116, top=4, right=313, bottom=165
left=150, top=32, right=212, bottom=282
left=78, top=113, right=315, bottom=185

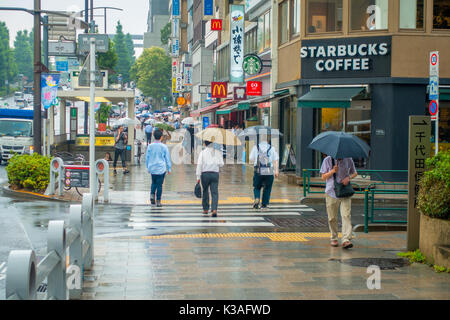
left=127, top=203, right=314, bottom=229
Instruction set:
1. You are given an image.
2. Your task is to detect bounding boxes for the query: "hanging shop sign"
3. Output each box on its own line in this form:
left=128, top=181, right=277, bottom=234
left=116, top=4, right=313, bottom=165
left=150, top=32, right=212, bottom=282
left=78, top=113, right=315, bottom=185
left=211, top=82, right=227, bottom=98
left=229, top=5, right=245, bottom=83
left=204, top=0, right=214, bottom=16
left=243, top=54, right=262, bottom=75
left=176, top=73, right=183, bottom=92
left=41, top=74, right=60, bottom=109
left=211, top=19, right=223, bottom=31
left=172, top=38, right=179, bottom=57
left=233, top=86, right=247, bottom=100
left=172, top=77, right=178, bottom=94
left=246, top=81, right=262, bottom=96
left=300, top=36, right=391, bottom=79
left=177, top=97, right=186, bottom=106
left=171, top=18, right=180, bottom=38
left=184, top=64, right=193, bottom=86
left=172, top=0, right=180, bottom=17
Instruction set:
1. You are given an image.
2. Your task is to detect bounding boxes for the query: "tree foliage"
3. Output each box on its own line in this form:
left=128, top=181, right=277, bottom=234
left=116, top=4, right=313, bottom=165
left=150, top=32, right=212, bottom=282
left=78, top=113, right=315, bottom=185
left=112, top=21, right=131, bottom=83
left=14, top=30, right=33, bottom=80
left=0, top=22, right=17, bottom=95
left=160, top=22, right=171, bottom=45
left=125, top=33, right=135, bottom=65
left=130, top=47, right=171, bottom=104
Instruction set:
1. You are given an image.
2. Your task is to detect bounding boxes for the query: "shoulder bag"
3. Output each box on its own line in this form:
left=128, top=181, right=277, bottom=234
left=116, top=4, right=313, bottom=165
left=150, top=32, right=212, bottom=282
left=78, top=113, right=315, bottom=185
left=332, top=158, right=355, bottom=198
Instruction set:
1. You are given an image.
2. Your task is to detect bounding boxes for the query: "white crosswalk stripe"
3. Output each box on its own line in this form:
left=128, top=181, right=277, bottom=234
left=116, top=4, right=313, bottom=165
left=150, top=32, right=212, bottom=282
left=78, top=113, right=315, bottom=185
left=0, top=262, right=6, bottom=281
left=127, top=203, right=314, bottom=229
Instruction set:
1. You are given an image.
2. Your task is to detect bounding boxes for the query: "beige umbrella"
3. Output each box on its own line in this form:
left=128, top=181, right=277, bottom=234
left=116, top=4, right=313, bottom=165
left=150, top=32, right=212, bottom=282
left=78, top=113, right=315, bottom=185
left=195, top=128, right=242, bottom=146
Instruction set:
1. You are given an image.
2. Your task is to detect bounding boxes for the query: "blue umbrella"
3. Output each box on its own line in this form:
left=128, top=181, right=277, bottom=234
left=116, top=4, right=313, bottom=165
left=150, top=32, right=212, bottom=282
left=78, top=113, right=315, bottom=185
left=308, top=131, right=370, bottom=159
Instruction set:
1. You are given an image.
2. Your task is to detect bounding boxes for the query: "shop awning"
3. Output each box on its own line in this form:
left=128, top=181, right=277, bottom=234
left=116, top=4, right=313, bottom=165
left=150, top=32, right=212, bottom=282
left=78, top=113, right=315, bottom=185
left=190, top=99, right=234, bottom=117
left=440, top=88, right=450, bottom=101
left=237, top=89, right=291, bottom=111
left=75, top=96, right=111, bottom=103
left=216, top=103, right=239, bottom=115
left=297, top=87, right=366, bottom=108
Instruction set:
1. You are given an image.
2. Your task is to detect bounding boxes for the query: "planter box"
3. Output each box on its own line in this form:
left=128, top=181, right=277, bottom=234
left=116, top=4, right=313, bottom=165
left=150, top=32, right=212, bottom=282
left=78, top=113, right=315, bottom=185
left=419, top=214, right=450, bottom=269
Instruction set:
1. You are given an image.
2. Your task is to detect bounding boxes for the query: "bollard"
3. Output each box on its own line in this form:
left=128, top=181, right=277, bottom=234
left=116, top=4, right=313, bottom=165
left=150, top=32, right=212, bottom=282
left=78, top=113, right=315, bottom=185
left=49, top=157, right=64, bottom=196
left=69, top=205, right=83, bottom=299
left=364, top=189, right=369, bottom=233
left=6, top=250, right=37, bottom=300
left=82, top=193, right=94, bottom=269
left=95, top=159, right=109, bottom=202
left=47, top=220, right=67, bottom=300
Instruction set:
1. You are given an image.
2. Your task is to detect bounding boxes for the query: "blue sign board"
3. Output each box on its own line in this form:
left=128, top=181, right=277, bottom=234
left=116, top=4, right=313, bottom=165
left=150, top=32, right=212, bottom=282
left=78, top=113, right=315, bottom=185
left=203, top=116, right=210, bottom=129
left=56, top=60, right=68, bottom=72
left=172, top=0, right=180, bottom=16
left=429, top=76, right=439, bottom=101
left=204, top=0, right=214, bottom=15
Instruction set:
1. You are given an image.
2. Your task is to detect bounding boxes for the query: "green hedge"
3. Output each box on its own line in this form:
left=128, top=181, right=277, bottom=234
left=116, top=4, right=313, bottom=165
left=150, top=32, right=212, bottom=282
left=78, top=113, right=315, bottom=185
left=6, top=153, right=51, bottom=193
left=417, top=150, right=450, bottom=220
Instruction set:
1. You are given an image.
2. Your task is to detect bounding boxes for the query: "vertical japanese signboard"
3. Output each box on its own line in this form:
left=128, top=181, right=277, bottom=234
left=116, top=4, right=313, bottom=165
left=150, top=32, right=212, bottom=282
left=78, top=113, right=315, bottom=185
left=429, top=51, right=439, bottom=155
left=407, top=116, right=431, bottom=251
left=171, top=18, right=179, bottom=38
left=172, top=38, right=179, bottom=57
left=172, top=0, right=180, bottom=17
left=230, top=5, right=244, bottom=83
left=184, top=64, right=193, bottom=86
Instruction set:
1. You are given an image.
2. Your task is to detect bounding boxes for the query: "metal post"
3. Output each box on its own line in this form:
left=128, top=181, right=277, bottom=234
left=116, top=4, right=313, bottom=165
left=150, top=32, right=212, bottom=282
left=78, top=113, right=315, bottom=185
left=89, top=38, right=96, bottom=197
left=364, top=189, right=369, bottom=233
left=43, top=115, right=47, bottom=156
left=43, top=15, right=49, bottom=68
left=6, top=250, right=37, bottom=300
left=69, top=205, right=82, bottom=300
left=82, top=193, right=94, bottom=269
left=33, top=0, right=42, bottom=154
left=435, top=99, right=439, bottom=155
left=84, top=0, right=89, bottom=134
left=47, top=221, right=67, bottom=300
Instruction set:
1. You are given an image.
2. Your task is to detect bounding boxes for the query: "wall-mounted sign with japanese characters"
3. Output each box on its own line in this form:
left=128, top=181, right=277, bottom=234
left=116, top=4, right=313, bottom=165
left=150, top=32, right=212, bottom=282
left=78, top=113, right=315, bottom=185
left=204, top=0, right=214, bottom=16
left=229, top=5, right=245, bottom=83
left=407, top=116, right=431, bottom=251
left=171, top=18, right=180, bottom=38
left=172, top=59, right=178, bottom=77
left=172, top=0, right=180, bottom=17
left=184, top=64, right=192, bottom=86
left=176, top=73, right=183, bottom=92
left=172, top=38, right=179, bottom=57
left=246, top=81, right=262, bottom=96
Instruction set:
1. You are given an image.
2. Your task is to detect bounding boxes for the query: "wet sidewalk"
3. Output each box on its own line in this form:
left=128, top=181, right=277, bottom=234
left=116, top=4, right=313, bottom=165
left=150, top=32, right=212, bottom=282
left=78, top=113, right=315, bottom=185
left=82, top=230, right=450, bottom=300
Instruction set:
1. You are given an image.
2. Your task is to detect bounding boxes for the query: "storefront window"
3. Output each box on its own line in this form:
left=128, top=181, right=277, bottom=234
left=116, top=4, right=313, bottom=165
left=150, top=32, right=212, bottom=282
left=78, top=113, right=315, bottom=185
left=400, top=0, right=424, bottom=29
left=351, top=0, right=388, bottom=31
left=279, top=1, right=289, bottom=44
left=321, top=108, right=344, bottom=132
left=290, top=0, right=301, bottom=36
left=307, top=0, right=343, bottom=33
left=433, top=0, right=450, bottom=30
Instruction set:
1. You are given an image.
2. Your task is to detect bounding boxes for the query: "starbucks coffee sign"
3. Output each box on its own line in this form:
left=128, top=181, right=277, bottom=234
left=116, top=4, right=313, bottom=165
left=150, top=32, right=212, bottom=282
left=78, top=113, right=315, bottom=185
left=243, top=54, right=262, bottom=75
left=300, top=36, right=391, bottom=79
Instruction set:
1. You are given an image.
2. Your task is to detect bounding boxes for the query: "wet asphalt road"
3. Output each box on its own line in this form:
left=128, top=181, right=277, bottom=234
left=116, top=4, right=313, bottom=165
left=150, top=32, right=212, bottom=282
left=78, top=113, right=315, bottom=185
left=0, top=164, right=407, bottom=300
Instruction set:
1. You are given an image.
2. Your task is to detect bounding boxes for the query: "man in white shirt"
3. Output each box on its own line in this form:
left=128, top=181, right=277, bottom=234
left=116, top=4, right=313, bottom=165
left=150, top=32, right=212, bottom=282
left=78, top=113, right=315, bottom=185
left=249, top=136, right=279, bottom=210
left=196, top=140, right=224, bottom=217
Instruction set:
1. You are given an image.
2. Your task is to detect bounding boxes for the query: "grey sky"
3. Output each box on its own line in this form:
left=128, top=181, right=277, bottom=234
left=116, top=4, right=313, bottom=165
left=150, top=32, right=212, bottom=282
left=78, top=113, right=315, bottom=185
left=0, top=0, right=149, bottom=57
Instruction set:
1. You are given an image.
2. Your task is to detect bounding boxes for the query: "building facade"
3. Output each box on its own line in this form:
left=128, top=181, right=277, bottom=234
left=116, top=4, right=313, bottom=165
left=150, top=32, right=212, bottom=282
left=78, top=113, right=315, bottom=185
left=144, top=0, right=170, bottom=50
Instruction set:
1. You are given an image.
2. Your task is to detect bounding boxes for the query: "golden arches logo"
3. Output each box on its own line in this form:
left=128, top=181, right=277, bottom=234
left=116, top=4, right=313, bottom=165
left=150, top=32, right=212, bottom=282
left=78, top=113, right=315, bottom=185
left=211, top=82, right=227, bottom=98
left=211, top=19, right=222, bottom=30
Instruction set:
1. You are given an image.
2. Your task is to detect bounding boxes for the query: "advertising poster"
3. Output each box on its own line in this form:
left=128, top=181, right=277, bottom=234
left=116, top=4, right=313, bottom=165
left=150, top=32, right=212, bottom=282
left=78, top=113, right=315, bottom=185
left=41, top=73, right=60, bottom=110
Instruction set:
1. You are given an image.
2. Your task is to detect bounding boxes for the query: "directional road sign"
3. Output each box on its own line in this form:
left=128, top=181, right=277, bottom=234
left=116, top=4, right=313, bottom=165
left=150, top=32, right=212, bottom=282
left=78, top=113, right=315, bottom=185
left=78, top=34, right=109, bottom=53
left=49, top=41, right=76, bottom=56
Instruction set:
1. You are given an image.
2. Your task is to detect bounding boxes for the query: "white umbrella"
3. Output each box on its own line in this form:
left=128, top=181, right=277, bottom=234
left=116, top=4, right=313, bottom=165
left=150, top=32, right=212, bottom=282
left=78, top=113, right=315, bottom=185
left=145, top=118, right=157, bottom=125
left=115, top=117, right=140, bottom=126
left=182, top=117, right=198, bottom=125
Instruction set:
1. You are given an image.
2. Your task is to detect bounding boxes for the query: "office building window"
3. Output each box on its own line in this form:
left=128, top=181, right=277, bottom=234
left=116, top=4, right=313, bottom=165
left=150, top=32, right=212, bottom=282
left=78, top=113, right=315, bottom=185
left=307, top=0, right=343, bottom=33
left=257, top=11, right=271, bottom=53
left=245, top=27, right=257, bottom=54
left=217, top=45, right=230, bottom=80
left=433, top=0, right=450, bottom=30
left=350, top=0, right=388, bottom=31
left=279, top=1, right=289, bottom=44
left=400, top=0, right=424, bottom=30
left=291, top=0, right=300, bottom=36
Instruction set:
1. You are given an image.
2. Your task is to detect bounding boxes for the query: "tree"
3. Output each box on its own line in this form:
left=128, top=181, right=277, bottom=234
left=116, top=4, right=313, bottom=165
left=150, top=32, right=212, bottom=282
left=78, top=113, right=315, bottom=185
left=0, top=22, right=17, bottom=95
left=97, top=38, right=118, bottom=84
left=112, top=21, right=131, bottom=83
left=125, top=33, right=135, bottom=65
left=160, top=22, right=171, bottom=46
left=14, top=30, right=33, bottom=80
left=130, top=47, right=171, bottom=105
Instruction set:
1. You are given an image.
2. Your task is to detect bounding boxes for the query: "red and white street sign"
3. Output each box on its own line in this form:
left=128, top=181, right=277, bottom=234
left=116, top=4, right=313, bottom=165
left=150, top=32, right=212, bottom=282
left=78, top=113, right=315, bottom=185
left=429, top=100, right=438, bottom=116
left=247, top=81, right=262, bottom=96
left=430, top=51, right=439, bottom=77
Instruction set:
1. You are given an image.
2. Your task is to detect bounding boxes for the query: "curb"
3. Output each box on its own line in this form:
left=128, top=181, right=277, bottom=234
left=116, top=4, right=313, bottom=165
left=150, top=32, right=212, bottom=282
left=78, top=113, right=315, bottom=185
left=353, top=224, right=407, bottom=232
left=301, top=196, right=408, bottom=205
left=2, top=185, right=68, bottom=202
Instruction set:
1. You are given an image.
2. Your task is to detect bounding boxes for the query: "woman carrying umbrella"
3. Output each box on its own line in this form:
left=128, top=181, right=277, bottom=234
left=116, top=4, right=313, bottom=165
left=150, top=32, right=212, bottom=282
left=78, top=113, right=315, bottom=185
left=310, top=131, right=370, bottom=249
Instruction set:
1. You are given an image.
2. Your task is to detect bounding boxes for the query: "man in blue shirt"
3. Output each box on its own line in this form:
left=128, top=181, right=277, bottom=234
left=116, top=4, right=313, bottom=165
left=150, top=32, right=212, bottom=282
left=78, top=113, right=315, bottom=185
left=145, top=123, right=153, bottom=145
left=146, top=129, right=172, bottom=207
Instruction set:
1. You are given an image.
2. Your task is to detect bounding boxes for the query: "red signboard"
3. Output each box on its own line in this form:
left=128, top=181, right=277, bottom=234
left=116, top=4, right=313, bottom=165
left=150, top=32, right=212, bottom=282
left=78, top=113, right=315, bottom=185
left=211, top=82, right=227, bottom=98
left=211, top=19, right=223, bottom=31
left=247, top=81, right=262, bottom=96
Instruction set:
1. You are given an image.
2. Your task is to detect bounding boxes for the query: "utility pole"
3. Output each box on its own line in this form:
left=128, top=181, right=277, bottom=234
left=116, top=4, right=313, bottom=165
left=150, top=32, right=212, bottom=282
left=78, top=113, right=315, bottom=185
left=33, top=0, right=42, bottom=154
left=84, top=0, right=89, bottom=134
left=89, top=37, right=96, bottom=197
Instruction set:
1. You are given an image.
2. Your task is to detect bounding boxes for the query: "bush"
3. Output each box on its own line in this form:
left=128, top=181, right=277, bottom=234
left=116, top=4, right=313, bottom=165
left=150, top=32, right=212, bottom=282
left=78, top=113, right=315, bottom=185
left=6, top=153, right=51, bottom=193
left=417, top=150, right=450, bottom=220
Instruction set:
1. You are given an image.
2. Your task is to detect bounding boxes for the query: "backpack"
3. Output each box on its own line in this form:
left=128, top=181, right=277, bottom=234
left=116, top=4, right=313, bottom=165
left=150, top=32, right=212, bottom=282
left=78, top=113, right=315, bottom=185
left=256, top=144, right=273, bottom=176
left=145, top=125, right=152, bottom=134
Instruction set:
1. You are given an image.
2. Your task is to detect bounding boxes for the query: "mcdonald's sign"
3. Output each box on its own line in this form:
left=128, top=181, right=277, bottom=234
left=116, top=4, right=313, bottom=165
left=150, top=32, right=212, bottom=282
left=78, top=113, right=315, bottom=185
left=211, top=19, right=222, bottom=31
left=211, top=82, right=227, bottom=98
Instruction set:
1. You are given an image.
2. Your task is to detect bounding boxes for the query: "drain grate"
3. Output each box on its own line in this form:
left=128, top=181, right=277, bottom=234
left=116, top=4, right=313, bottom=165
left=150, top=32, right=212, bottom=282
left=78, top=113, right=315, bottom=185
left=329, top=257, right=410, bottom=270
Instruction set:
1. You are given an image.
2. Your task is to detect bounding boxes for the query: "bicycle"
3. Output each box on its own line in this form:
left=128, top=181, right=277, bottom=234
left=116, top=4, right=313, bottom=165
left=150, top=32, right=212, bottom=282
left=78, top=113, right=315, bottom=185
left=53, top=151, right=102, bottom=196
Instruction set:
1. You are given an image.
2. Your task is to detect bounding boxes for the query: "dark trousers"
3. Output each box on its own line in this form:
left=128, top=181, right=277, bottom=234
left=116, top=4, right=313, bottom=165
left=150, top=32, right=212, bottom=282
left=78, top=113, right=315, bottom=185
left=151, top=173, right=166, bottom=200
left=253, top=171, right=274, bottom=206
left=201, top=172, right=219, bottom=211
left=146, top=132, right=152, bottom=144
left=113, top=148, right=126, bottom=168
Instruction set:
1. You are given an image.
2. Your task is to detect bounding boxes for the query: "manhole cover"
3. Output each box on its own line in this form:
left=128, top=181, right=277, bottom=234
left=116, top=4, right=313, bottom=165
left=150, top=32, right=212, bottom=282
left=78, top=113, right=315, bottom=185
left=329, top=258, right=410, bottom=270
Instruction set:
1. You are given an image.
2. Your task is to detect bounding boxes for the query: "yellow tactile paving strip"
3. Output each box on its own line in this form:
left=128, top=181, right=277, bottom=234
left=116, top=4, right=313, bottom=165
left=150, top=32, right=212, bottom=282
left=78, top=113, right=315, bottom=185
left=155, top=197, right=293, bottom=205
left=142, top=232, right=341, bottom=242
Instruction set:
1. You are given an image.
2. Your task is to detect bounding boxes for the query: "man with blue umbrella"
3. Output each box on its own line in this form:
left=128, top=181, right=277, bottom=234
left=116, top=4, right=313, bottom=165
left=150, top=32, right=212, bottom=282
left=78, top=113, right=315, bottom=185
left=309, top=131, right=370, bottom=249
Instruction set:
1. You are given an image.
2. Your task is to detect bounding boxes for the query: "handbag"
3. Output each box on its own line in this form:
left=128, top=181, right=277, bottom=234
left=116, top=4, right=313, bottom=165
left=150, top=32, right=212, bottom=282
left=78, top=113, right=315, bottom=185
left=194, top=182, right=202, bottom=198
left=332, top=158, right=355, bottom=198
